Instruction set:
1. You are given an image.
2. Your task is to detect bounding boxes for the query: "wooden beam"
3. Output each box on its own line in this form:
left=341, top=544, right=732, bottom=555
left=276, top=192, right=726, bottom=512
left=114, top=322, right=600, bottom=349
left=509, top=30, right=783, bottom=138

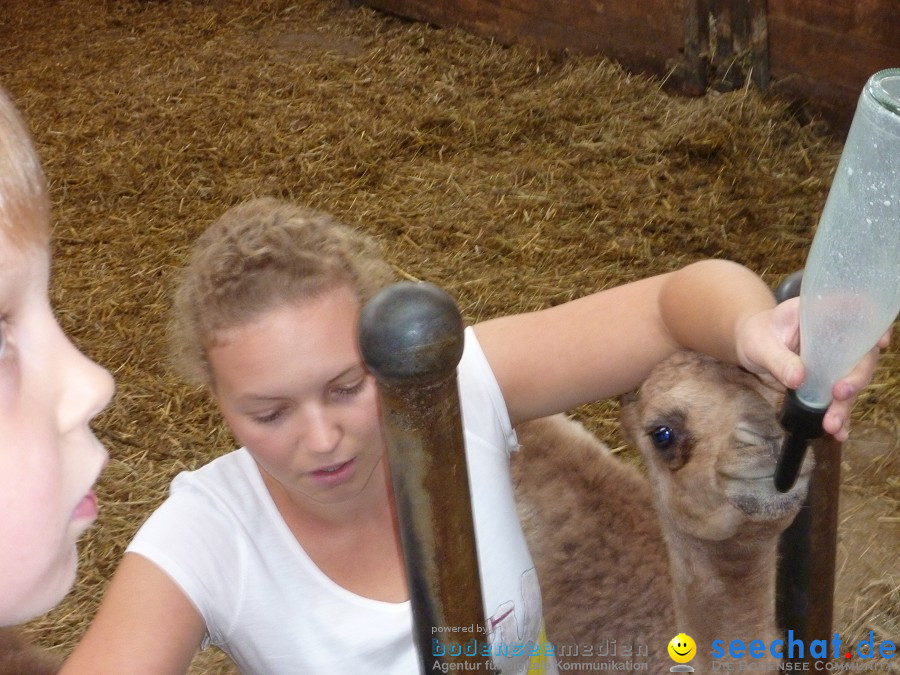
left=682, top=0, right=711, bottom=95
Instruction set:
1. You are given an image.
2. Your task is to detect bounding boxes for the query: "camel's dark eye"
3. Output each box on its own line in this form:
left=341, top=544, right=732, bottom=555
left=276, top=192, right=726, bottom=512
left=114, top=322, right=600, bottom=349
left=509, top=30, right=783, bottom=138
left=650, top=425, right=676, bottom=449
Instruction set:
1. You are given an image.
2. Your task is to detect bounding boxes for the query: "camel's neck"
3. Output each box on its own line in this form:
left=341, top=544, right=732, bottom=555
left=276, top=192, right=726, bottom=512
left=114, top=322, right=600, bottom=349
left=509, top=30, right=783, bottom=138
left=664, top=528, right=782, bottom=666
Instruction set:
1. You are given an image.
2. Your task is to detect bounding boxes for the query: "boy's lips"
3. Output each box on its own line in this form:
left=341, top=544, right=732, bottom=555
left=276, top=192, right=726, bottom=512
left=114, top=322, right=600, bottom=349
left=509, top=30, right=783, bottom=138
left=72, top=490, right=99, bottom=521
left=72, top=446, right=108, bottom=522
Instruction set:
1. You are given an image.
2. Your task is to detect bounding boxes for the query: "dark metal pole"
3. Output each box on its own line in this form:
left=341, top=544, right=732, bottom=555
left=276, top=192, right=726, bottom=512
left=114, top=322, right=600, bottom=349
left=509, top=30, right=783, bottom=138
left=775, top=270, right=840, bottom=668
left=358, top=281, right=496, bottom=674
left=777, top=438, right=841, bottom=667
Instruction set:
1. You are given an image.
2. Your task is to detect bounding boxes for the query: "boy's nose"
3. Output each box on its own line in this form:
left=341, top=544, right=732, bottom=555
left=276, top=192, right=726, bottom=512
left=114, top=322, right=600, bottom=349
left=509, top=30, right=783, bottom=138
left=57, top=334, right=115, bottom=432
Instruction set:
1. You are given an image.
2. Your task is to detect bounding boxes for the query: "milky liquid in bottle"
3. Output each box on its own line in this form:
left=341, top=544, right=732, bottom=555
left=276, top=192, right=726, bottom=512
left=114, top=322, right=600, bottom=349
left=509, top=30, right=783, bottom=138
left=775, top=69, right=900, bottom=492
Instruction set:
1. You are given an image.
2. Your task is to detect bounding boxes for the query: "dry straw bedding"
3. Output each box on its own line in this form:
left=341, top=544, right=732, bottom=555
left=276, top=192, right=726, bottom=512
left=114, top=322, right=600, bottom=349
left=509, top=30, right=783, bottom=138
left=1, top=0, right=896, bottom=670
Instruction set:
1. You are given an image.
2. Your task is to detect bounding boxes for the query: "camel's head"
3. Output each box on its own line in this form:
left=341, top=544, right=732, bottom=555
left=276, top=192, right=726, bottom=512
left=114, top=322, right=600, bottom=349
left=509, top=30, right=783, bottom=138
left=620, top=351, right=812, bottom=542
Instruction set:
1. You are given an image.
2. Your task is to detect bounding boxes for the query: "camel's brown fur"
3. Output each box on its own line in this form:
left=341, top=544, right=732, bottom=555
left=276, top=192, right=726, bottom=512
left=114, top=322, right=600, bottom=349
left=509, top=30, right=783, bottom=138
left=0, top=628, right=60, bottom=675
left=512, top=414, right=674, bottom=666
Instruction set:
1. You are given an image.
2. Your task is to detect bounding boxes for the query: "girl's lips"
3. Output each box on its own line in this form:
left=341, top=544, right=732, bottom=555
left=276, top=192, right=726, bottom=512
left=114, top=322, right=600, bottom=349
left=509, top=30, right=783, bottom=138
left=308, top=458, right=356, bottom=486
left=72, top=490, right=99, bottom=521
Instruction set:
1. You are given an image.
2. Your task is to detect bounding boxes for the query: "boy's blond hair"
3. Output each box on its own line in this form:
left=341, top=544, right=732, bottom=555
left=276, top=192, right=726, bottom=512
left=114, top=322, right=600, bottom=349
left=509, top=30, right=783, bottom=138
left=0, top=87, right=50, bottom=251
left=171, top=198, right=396, bottom=386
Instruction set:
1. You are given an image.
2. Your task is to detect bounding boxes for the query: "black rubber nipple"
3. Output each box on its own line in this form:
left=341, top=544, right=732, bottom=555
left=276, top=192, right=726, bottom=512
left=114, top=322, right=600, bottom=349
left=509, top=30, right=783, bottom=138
left=774, top=389, right=827, bottom=492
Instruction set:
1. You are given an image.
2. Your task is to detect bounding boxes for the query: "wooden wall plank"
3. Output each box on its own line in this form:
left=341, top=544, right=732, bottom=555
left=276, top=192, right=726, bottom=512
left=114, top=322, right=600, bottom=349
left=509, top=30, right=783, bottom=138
left=361, top=0, right=900, bottom=132
left=769, top=0, right=855, bottom=32
left=364, top=0, right=682, bottom=77
left=767, top=1, right=900, bottom=130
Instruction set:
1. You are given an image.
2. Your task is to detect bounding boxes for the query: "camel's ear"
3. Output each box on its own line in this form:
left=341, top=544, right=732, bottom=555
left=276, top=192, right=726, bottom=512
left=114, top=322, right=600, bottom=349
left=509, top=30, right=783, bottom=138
left=620, top=390, right=639, bottom=405
left=735, top=366, right=783, bottom=409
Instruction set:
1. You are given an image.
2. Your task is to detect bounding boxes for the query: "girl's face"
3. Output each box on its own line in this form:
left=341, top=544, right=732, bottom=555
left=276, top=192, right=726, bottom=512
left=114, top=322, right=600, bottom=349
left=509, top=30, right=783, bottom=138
left=209, top=285, right=387, bottom=510
left=0, top=243, right=114, bottom=625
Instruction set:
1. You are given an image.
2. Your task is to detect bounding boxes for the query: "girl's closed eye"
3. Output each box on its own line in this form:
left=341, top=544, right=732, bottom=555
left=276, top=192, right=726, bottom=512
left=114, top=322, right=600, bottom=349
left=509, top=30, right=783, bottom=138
left=330, top=377, right=367, bottom=401
left=253, top=407, right=287, bottom=425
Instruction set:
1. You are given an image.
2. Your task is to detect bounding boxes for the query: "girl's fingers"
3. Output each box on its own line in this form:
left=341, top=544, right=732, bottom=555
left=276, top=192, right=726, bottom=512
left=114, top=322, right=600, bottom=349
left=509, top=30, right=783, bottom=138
left=825, top=341, right=885, bottom=439
left=833, top=343, right=882, bottom=401
left=823, top=406, right=851, bottom=441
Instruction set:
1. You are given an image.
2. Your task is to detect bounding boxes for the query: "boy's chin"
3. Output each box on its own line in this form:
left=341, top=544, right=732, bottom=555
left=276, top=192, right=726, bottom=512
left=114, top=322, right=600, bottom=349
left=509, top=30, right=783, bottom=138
left=8, top=546, right=80, bottom=625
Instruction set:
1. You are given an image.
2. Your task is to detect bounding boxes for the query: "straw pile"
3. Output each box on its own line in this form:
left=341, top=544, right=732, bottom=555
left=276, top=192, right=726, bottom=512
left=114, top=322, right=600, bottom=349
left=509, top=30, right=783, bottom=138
left=1, top=0, right=895, bottom=671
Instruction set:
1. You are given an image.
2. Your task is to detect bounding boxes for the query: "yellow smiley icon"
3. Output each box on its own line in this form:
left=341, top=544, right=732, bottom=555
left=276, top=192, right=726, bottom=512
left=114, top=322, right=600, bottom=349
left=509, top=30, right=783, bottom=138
left=668, top=633, right=696, bottom=663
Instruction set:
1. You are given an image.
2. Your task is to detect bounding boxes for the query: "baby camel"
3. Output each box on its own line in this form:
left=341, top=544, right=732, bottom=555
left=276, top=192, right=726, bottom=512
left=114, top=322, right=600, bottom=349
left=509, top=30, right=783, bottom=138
left=511, top=350, right=813, bottom=670
left=0, top=627, right=60, bottom=675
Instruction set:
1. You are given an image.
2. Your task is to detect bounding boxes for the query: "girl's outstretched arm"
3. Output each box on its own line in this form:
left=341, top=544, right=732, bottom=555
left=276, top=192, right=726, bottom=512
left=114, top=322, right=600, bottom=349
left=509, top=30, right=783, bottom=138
left=61, top=553, right=205, bottom=675
left=474, top=259, right=884, bottom=432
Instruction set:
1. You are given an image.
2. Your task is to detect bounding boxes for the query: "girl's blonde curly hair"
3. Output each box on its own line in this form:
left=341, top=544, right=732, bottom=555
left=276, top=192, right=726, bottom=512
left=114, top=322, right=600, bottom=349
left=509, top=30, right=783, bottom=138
left=170, top=198, right=395, bottom=386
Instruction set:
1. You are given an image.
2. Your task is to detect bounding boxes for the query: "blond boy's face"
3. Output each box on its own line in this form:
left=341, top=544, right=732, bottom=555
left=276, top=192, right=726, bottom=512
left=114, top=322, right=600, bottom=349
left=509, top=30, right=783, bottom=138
left=0, top=241, right=114, bottom=625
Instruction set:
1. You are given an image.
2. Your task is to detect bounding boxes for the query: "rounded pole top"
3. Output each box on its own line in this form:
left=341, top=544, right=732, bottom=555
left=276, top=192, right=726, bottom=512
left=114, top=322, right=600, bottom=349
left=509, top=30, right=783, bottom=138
left=358, top=281, right=465, bottom=384
left=775, top=269, right=803, bottom=304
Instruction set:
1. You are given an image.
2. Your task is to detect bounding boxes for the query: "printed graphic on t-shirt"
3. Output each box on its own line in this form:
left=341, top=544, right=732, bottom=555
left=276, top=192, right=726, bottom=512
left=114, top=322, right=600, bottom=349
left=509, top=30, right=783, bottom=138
left=487, top=568, right=557, bottom=674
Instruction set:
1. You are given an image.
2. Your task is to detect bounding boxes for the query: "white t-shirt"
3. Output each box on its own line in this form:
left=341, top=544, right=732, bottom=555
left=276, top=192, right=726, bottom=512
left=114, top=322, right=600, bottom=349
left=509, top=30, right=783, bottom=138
left=127, top=328, right=557, bottom=674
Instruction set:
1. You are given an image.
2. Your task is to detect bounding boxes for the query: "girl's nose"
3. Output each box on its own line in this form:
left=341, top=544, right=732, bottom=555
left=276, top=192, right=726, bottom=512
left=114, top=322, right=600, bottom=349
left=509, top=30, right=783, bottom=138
left=300, top=406, right=340, bottom=455
left=57, top=332, right=115, bottom=433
